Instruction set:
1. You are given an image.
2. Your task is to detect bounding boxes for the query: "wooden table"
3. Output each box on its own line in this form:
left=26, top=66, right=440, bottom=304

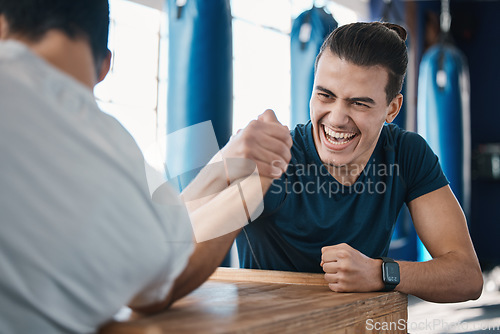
left=101, top=268, right=407, bottom=334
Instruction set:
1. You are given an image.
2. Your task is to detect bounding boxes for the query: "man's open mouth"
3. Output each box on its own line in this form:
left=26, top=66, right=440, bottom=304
left=323, top=125, right=357, bottom=146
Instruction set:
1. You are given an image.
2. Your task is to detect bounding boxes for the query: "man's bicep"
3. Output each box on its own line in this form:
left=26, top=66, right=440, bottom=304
left=401, top=132, right=449, bottom=203
left=408, top=185, right=474, bottom=258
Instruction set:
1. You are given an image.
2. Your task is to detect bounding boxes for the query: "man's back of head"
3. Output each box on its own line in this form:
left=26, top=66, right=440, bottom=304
left=0, top=0, right=109, bottom=68
left=0, top=2, right=196, bottom=333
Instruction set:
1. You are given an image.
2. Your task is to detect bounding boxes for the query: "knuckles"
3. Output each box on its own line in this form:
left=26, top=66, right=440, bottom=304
left=247, top=119, right=261, bottom=131
left=231, top=117, right=291, bottom=173
left=337, top=260, right=353, bottom=273
left=336, top=250, right=349, bottom=259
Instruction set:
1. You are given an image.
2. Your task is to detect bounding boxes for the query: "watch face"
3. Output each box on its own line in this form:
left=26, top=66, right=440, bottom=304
left=383, top=262, right=400, bottom=284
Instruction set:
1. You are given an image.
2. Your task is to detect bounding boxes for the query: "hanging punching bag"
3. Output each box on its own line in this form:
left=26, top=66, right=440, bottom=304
left=166, top=0, right=233, bottom=190
left=290, top=7, right=337, bottom=128
left=418, top=44, right=471, bottom=213
left=417, top=44, right=471, bottom=260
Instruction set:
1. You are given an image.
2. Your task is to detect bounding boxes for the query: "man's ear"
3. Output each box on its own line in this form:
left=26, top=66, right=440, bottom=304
left=97, top=49, right=112, bottom=83
left=0, top=15, right=10, bottom=40
left=385, top=94, right=403, bottom=124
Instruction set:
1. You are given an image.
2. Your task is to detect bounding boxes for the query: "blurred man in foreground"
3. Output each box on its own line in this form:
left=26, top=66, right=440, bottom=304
left=0, top=1, right=292, bottom=333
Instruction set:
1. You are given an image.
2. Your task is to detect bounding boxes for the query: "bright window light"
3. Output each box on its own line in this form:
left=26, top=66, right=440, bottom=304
left=94, top=0, right=165, bottom=153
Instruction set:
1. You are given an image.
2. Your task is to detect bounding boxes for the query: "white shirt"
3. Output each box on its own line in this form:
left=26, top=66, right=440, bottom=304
left=0, top=41, right=194, bottom=334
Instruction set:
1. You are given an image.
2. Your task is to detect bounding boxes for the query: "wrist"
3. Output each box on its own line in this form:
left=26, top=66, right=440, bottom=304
left=372, top=258, right=385, bottom=291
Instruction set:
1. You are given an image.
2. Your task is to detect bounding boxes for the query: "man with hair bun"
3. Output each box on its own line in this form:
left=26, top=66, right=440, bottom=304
left=237, top=22, right=483, bottom=303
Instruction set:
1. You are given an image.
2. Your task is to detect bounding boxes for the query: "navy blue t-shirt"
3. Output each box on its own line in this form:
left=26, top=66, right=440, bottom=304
left=236, top=122, right=449, bottom=273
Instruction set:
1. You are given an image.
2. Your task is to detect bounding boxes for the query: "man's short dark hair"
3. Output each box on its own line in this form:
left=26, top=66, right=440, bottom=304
left=0, top=0, right=110, bottom=67
left=315, top=22, right=408, bottom=105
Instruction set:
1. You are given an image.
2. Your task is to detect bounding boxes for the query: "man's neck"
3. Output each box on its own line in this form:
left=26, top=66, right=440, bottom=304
left=18, top=31, right=97, bottom=89
left=323, top=131, right=382, bottom=186
left=326, top=163, right=366, bottom=186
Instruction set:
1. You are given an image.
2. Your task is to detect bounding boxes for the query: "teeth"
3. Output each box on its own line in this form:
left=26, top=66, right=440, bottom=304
left=326, top=136, right=351, bottom=145
left=323, top=126, right=356, bottom=141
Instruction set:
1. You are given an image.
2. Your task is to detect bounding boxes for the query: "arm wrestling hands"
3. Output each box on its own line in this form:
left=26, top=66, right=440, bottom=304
left=178, top=109, right=292, bottom=205
left=133, top=109, right=292, bottom=313
left=321, top=186, right=483, bottom=303
left=220, top=109, right=292, bottom=192
left=179, top=109, right=292, bottom=243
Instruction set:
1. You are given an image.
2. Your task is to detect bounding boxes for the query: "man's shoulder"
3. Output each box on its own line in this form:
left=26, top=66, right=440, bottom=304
left=381, top=123, right=429, bottom=153
left=290, top=122, right=310, bottom=144
left=380, top=123, right=448, bottom=201
left=0, top=41, right=36, bottom=90
left=289, top=121, right=315, bottom=162
left=0, top=40, right=29, bottom=62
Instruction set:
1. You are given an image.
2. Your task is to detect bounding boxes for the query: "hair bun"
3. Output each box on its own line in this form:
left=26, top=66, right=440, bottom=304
left=383, top=23, right=407, bottom=42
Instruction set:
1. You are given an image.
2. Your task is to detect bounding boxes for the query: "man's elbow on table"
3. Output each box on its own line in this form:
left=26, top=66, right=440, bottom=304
left=128, top=292, right=175, bottom=315
left=439, top=254, right=483, bottom=303
left=464, top=265, right=483, bottom=301
left=446, top=247, right=484, bottom=302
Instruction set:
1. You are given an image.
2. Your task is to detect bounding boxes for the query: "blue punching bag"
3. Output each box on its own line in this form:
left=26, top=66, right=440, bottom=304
left=290, top=7, right=337, bottom=128
left=166, top=0, right=233, bottom=190
left=417, top=44, right=471, bottom=260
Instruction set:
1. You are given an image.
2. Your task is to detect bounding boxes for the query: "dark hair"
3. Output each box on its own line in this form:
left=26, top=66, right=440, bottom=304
left=315, top=22, right=408, bottom=105
left=0, top=0, right=110, bottom=67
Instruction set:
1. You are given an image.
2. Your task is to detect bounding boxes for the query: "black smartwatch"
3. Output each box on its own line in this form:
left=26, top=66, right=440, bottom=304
left=377, top=257, right=400, bottom=291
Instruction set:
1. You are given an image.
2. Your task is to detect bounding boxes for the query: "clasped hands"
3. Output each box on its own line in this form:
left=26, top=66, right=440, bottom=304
left=220, top=109, right=293, bottom=188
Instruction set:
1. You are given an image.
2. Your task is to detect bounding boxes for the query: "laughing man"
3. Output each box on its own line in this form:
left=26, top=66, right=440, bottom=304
left=236, top=22, right=482, bottom=303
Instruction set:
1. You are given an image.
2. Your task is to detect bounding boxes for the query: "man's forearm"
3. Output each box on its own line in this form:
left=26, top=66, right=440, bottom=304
left=131, top=228, right=239, bottom=314
left=166, top=176, right=274, bottom=306
left=400, top=186, right=483, bottom=303
left=169, top=229, right=240, bottom=305
left=397, top=251, right=483, bottom=302
left=132, top=110, right=292, bottom=314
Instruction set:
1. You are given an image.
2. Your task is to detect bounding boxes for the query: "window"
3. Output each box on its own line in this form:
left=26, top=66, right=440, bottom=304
left=94, top=0, right=166, bottom=154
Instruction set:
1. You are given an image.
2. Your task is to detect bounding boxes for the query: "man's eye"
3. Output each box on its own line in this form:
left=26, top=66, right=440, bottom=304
left=353, top=101, right=369, bottom=108
left=318, top=93, right=330, bottom=99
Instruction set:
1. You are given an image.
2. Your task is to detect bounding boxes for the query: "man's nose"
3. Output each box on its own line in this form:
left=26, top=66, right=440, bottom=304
left=327, top=102, right=350, bottom=126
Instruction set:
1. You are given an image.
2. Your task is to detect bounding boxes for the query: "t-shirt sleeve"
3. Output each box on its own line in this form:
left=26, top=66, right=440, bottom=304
left=128, top=185, right=194, bottom=308
left=260, top=172, right=288, bottom=216
left=400, top=131, right=449, bottom=203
